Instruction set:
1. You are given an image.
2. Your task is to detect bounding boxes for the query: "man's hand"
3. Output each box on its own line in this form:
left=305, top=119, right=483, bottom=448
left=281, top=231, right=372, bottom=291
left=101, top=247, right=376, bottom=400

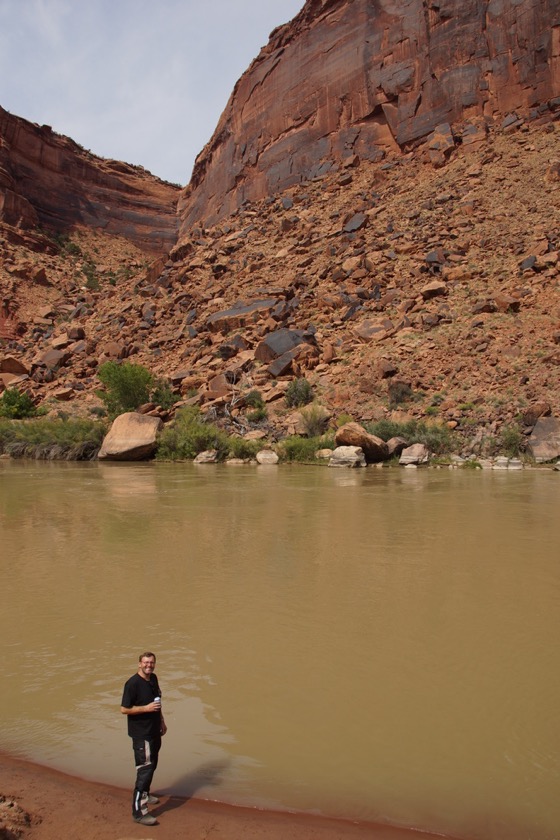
left=160, top=717, right=168, bottom=736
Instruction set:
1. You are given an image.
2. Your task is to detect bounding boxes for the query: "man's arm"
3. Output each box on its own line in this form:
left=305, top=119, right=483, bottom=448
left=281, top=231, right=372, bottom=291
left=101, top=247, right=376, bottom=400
left=120, top=701, right=161, bottom=715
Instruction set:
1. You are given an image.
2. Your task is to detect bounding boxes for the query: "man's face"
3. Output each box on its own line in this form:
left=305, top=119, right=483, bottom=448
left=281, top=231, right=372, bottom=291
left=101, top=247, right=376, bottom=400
left=139, top=656, right=156, bottom=678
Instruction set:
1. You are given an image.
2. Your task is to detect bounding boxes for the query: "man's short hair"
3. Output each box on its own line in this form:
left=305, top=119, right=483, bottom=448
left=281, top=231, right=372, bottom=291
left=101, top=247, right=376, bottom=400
left=139, top=651, right=156, bottom=662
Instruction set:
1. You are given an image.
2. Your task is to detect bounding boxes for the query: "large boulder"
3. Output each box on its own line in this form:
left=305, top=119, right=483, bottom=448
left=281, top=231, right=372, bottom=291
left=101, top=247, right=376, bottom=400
left=255, top=328, right=314, bottom=363
left=399, top=443, right=431, bottom=465
left=328, top=446, right=366, bottom=468
left=256, top=450, right=279, bottom=465
left=335, top=422, right=389, bottom=463
left=98, top=412, right=162, bottom=461
left=0, top=356, right=29, bottom=375
left=527, top=416, right=560, bottom=463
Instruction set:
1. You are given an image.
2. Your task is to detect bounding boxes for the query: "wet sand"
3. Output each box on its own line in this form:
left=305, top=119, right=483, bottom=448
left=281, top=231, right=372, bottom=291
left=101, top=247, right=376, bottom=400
left=0, top=751, right=455, bottom=840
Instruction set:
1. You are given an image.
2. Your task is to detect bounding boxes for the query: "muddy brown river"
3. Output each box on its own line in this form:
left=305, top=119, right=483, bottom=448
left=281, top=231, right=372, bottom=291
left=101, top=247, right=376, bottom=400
left=1, top=460, right=559, bottom=839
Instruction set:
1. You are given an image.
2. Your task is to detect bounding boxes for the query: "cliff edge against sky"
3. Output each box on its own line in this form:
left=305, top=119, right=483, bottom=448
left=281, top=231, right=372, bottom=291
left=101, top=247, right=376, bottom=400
left=179, top=0, right=560, bottom=232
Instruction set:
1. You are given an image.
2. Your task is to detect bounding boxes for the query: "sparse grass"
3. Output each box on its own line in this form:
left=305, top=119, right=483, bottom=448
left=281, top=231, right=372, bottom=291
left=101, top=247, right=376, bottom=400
left=387, top=381, right=415, bottom=408
left=278, top=434, right=334, bottom=463
left=299, top=403, right=330, bottom=437
left=0, top=417, right=106, bottom=460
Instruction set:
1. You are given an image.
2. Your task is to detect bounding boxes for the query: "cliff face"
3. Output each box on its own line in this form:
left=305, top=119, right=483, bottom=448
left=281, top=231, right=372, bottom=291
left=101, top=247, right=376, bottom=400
left=178, top=0, right=560, bottom=233
left=0, top=106, right=179, bottom=253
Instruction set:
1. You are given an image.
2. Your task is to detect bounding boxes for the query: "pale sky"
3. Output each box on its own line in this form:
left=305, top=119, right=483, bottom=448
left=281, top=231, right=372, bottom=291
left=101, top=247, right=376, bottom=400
left=0, top=0, right=304, bottom=185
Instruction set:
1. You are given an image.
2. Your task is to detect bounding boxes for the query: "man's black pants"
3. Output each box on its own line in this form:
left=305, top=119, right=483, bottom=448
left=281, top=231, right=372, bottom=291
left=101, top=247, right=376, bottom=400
left=131, top=735, right=161, bottom=817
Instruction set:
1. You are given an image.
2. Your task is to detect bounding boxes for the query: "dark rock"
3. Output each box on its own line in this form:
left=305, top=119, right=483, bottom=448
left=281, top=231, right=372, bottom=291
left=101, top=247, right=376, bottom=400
left=520, top=255, right=537, bottom=271
left=522, top=402, right=551, bottom=427
left=527, top=416, right=560, bottom=462
left=343, top=213, right=368, bottom=233
left=0, top=356, right=29, bottom=375
left=255, top=328, right=312, bottom=363
left=207, top=299, right=279, bottom=333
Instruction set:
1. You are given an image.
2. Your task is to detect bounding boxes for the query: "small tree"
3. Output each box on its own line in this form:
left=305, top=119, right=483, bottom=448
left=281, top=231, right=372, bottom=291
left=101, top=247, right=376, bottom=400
left=97, top=361, right=153, bottom=417
left=0, top=388, right=39, bottom=419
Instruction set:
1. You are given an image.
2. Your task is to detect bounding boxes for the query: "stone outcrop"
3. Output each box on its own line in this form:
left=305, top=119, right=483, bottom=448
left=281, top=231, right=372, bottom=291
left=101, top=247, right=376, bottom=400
left=399, top=443, right=431, bottom=465
left=328, top=445, right=367, bottom=468
left=256, top=449, right=280, bottom=465
left=335, top=422, right=389, bottom=462
left=0, top=106, right=179, bottom=252
left=178, top=0, right=560, bottom=231
left=527, top=416, right=560, bottom=462
left=98, top=413, right=162, bottom=460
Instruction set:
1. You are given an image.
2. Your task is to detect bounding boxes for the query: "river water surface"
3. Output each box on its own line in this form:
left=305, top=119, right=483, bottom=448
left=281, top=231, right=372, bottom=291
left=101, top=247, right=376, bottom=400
left=1, top=460, right=559, bottom=840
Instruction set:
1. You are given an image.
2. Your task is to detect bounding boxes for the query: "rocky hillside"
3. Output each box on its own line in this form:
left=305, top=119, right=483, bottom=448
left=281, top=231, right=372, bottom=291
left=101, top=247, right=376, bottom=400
left=1, top=116, right=559, bottom=454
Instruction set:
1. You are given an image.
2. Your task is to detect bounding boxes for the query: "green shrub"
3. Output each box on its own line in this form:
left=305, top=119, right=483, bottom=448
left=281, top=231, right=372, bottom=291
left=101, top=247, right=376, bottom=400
left=247, top=407, right=268, bottom=423
left=150, top=378, right=179, bottom=411
left=285, top=378, right=314, bottom=408
left=97, top=361, right=153, bottom=417
left=52, top=233, right=82, bottom=257
left=299, top=403, right=330, bottom=437
left=0, top=388, right=40, bottom=419
left=278, top=435, right=332, bottom=463
left=244, top=389, right=265, bottom=409
left=155, top=407, right=229, bottom=461
left=500, top=424, right=525, bottom=458
left=365, top=418, right=456, bottom=455
left=388, top=381, right=414, bottom=407
left=227, top=437, right=262, bottom=460
left=461, top=459, right=482, bottom=469
left=82, top=260, right=100, bottom=290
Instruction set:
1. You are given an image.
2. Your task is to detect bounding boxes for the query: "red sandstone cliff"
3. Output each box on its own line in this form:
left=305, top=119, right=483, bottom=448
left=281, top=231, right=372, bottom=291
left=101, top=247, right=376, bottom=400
left=178, top=0, right=560, bottom=233
left=0, top=106, right=179, bottom=253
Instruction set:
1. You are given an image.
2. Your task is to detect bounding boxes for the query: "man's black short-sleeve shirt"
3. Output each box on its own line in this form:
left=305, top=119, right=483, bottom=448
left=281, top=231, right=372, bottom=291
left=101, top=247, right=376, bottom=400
left=121, top=673, right=162, bottom=739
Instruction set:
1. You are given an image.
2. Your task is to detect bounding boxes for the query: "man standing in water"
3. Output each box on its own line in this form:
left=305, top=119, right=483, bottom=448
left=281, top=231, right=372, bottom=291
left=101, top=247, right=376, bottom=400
left=121, top=651, right=167, bottom=826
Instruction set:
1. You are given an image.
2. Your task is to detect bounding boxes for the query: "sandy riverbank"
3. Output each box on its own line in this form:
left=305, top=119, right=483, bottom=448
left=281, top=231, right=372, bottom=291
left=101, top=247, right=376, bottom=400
left=0, top=751, right=456, bottom=840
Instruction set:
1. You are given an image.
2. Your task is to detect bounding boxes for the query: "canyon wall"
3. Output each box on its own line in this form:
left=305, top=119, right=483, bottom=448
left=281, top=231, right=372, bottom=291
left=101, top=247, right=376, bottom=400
left=0, top=106, right=179, bottom=253
left=178, top=0, right=560, bottom=233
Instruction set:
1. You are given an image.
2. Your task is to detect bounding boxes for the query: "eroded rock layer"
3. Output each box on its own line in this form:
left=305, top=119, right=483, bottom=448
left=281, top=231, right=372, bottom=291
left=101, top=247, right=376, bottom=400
left=0, top=106, right=179, bottom=252
left=179, top=0, right=560, bottom=232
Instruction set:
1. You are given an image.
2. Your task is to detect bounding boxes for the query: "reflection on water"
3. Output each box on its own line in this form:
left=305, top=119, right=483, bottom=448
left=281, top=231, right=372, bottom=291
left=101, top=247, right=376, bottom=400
left=1, top=461, right=560, bottom=840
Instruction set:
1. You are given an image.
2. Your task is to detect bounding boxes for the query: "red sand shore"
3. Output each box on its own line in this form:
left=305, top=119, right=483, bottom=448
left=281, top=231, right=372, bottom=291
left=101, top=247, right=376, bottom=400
left=0, top=751, right=454, bottom=840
